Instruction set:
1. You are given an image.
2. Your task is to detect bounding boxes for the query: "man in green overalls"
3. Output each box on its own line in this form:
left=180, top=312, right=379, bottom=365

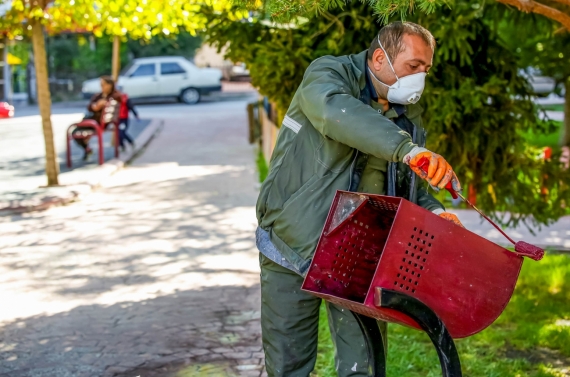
left=256, top=21, right=463, bottom=376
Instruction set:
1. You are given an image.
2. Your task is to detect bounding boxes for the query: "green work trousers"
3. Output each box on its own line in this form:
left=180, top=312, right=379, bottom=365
left=260, top=253, right=387, bottom=377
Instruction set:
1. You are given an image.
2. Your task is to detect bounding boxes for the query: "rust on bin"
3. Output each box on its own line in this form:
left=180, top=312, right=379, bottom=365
left=302, top=191, right=524, bottom=339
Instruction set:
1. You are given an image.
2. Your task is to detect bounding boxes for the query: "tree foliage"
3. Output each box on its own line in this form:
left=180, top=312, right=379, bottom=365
left=499, top=11, right=570, bottom=146
left=42, top=32, right=201, bottom=82
left=203, top=3, right=376, bottom=113
left=234, top=0, right=441, bottom=23
left=204, top=0, right=570, bottom=227
left=0, top=0, right=227, bottom=40
left=411, top=1, right=569, bottom=227
left=237, top=0, right=570, bottom=31
left=49, top=0, right=206, bottom=38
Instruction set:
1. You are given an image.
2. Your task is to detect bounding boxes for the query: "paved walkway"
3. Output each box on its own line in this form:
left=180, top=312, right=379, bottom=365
left=0, top=97, right=265, bottom=376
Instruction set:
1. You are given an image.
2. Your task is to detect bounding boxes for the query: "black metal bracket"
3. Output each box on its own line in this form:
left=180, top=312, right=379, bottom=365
left=375, top=288, right=462, bottom=377
left=352, top=311, right=387, bottom=377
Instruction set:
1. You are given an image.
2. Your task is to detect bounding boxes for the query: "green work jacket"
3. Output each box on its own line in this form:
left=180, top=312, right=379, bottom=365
left=256, top=50, right=444, bottom=275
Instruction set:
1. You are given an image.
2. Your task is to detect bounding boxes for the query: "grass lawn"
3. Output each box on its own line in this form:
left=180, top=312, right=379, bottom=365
left=312, top=253, right=570, bottom=377
left=522, top=121, right=563, bottom=148
left=256, top=149, right=269, bottom=183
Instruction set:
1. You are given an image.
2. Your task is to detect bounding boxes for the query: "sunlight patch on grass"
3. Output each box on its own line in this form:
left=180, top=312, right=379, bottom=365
left=521, top=121, right=562, bottom=148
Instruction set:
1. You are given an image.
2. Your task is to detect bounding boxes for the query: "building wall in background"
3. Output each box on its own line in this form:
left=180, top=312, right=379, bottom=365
left=193, top=43, right=229, bottom=68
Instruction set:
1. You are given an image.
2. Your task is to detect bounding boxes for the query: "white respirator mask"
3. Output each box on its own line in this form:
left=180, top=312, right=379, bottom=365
left=368, top=36, right=426, bottom=105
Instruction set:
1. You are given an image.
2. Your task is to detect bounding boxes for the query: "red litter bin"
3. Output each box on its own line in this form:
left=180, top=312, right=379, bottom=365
left=302, top=190, right=530, bottom=339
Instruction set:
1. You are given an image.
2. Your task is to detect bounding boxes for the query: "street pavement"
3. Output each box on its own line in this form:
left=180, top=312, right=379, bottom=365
left=0, top=111, right=84, bottom=195
left=0, top=95, right=266, bottom=376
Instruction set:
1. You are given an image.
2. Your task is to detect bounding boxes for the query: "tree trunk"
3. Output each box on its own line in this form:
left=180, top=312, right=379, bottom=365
left=31, top=18, right=59, bottom=186
left=561, top=78, right=570, bottom=147
left=112, top=36, right=120, bottom=82
left=2, top=39, right=13, bottom=104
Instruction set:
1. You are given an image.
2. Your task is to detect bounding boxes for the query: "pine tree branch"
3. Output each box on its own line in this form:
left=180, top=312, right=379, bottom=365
left=496, top=0, right=570, bottom=30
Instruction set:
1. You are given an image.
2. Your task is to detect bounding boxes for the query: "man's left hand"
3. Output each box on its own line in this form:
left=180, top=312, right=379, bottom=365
left=439, top=212, right=464, bottom=228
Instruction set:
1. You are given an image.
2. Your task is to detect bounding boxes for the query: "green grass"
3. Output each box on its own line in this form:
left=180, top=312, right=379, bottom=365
left=521, top=121, right=563, bottom=148
left=256, top=149, right=269, bottom=183
left=313, top=304, right=337, bottom=377
left=313, top=253, right=570, bottom=376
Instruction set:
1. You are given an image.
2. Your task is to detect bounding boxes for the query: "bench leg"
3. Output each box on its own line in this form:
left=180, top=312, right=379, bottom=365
left=66, top=133, right=72, bottom=168
left=351, top=311, right=386, bottom=377
left=114, top=125, right=119, bottom=158
left=374, top=288, right=462, bottom=377
left=97, top=129, right=104, bottom=165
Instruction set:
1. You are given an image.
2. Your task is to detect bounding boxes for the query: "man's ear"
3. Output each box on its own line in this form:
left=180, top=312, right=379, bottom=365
left=371, top=48, right=385, bottom=71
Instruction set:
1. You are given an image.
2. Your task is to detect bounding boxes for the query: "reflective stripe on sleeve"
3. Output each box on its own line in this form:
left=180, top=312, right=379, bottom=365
left=282, top=115, right=302, bottom=134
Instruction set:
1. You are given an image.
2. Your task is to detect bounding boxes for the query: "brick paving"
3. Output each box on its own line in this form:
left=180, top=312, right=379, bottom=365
left=0, top=97, right=266, bottom=377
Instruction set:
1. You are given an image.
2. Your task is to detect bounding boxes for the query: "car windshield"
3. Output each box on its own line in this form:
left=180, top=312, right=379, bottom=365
left=120, top=63, right=134, bottom=76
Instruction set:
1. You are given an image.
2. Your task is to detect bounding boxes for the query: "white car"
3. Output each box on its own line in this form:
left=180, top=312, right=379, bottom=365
left=519, top=67, right=556, bottom=96
left=82, top=56, right=223, bottom=104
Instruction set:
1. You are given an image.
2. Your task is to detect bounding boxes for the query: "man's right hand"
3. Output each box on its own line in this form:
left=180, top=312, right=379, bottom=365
left=403, top=147, right=461, bottom=191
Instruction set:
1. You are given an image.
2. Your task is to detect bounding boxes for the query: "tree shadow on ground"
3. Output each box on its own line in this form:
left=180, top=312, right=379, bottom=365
left=0, top=284, right=262, bottom=377
left=1, top=167, right=258, bottom=300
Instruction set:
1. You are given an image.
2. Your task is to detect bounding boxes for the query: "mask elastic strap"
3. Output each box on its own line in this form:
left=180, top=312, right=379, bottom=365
left=367, top=67, right=390, bottom=88
left=377, top=35, right=400, bottom=81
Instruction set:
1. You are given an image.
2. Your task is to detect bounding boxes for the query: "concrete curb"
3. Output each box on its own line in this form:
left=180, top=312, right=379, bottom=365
left=0, top=118, right=163, bottom=216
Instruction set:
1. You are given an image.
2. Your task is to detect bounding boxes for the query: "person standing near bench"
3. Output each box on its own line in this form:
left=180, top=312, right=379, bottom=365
left=118, top=92, right=139, bottom=152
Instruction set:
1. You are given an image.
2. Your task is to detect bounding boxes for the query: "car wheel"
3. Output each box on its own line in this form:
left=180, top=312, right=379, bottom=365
left=180, top=88, right=201, bottom=104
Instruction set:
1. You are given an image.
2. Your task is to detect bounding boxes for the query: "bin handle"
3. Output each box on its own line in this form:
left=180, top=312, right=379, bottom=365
left=414, top=157, right=544, bottom=261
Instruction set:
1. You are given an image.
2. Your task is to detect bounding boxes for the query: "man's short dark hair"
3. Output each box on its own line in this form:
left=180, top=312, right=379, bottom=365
left=368, top=21, right=435, bottom=62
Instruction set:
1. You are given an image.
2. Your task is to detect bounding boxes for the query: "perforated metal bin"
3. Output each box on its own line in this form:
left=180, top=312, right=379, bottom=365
left=301, top=191, right=524, bottom=338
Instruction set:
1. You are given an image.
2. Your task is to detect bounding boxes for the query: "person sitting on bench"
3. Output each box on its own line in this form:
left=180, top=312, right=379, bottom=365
left=72, top=76, right=122, bottom=160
